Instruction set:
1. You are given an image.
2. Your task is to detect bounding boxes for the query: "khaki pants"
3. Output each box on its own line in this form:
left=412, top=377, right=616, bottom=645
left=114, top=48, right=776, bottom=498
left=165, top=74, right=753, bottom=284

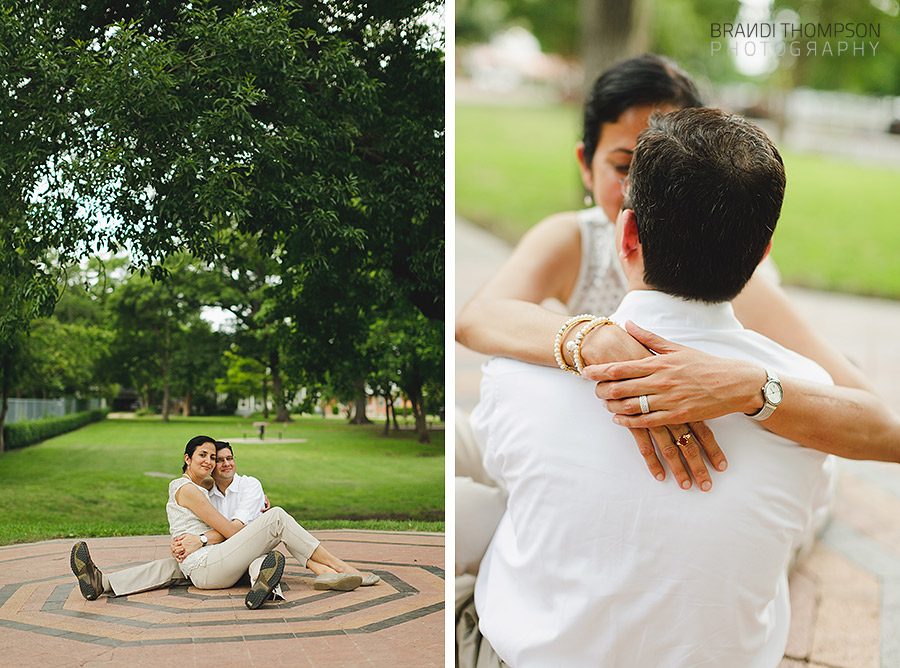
left=456, top=407, right=507, bottom=576
left=106, top=550, right=284, bottom=599
left=189, top=507, right=320, bottom=590
left=456, top=574, right=509, bottom=668
left=106, top=557, right=189, bottom=596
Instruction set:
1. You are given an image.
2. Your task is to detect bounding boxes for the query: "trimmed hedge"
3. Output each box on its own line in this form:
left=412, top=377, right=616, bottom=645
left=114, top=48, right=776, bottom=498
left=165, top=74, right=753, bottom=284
left=2, top=409, right=108, bottom=451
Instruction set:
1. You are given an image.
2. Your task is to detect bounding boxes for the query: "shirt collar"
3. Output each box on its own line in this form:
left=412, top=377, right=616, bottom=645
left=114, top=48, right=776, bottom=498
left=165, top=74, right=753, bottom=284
left=210, top=474, right=241, bottom=498
left=612, top=290, right=742, bottom=332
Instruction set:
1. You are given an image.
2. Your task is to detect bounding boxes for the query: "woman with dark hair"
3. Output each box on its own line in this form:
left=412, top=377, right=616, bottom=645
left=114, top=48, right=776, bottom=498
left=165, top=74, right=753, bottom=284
left=454, top=53, right=900, bottom=575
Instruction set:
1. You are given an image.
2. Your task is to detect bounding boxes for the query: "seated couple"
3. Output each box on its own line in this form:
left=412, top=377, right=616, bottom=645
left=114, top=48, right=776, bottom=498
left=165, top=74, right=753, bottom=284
left=71, top=437, right=379, bottom=610
left=457, top=108, right=899, bottom=666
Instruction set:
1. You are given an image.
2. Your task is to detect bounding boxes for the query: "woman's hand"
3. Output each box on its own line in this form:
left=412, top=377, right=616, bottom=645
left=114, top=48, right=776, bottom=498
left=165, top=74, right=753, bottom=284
left=627, top=422, right=726, bottom=491
left=171, top=534, right=202, bottom=562
left=584, top=321, right=764, bottom=427
left=582, top=321, right=749, bottom=489
left=577, top=319, right=653, bottom=367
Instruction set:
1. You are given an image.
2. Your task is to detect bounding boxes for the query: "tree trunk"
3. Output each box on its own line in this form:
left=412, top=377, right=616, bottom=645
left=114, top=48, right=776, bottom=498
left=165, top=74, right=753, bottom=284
left=348, top=379, right=372, bottom=425
left=161, top=324, right=170, bottom=422
left=182, top=391, right=192, bottom=417
left=410, top=385, right=430, bottom=444
left=269, top=349, right=292, bottom=422
left=0, top=351, right=10, bottom=454
left=579, top=0, right=645, bottom=93
left=261, top=374, right=269, bottom=419
left=382, top=391, right=391, bottom=435
left=392, top=393, right=400, bottom=431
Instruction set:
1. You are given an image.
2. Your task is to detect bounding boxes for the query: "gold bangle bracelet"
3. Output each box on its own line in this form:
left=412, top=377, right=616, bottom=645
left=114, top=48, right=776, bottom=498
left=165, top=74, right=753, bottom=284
left=554, top=314, right=595, bottom=375
left=572, top=317, right=618, bottom=375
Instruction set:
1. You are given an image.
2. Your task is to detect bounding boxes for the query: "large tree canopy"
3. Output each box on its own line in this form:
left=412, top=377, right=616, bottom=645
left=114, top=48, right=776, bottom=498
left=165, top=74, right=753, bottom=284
left=0, top=0, right=444, bottom=441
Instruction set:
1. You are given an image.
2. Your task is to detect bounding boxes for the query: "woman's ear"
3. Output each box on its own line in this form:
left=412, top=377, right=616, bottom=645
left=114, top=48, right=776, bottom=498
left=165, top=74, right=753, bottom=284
left=575, top=142, right=593, bottom=191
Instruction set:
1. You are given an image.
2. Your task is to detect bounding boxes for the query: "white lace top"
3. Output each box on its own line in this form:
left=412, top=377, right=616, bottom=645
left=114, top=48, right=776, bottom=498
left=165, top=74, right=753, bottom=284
left=566, top=207, right=629, bottom=317
left=167, top=477, right=213, bottom=576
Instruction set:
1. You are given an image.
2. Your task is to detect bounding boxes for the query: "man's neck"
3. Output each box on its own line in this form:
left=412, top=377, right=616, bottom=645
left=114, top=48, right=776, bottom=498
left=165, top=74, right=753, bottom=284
left=214, top=477, right=234, bottom=494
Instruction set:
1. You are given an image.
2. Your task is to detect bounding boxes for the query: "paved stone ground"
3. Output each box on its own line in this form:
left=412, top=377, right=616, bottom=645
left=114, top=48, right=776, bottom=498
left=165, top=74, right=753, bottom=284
left=0, top=530, right=444, bottom=668
left=455, top=218, right=900, bottom=668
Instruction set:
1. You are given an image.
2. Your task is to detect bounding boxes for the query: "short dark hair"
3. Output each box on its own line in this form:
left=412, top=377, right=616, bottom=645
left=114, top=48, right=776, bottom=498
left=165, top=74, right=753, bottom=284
left=183, top=435, right=216, bottom=472
left=582, top=54, right=703, bottom=166
left=215, top=440, right=233, bottom=457
left=628, top=107, right=785, bottom=303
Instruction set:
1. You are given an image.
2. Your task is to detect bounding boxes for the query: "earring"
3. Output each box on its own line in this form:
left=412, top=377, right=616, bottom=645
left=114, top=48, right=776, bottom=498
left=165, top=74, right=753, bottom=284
left=583, top=193, right=594, bottom=207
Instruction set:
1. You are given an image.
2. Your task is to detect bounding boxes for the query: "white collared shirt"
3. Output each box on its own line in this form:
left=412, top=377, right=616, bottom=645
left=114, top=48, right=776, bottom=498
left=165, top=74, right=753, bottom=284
left=471, top=290, right=835, bottom=668
left=208, top=474, right=266, bottom=526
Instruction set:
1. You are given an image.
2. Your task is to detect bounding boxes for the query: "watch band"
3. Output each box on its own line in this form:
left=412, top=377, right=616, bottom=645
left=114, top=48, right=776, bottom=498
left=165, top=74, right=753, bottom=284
left=748, top=369, right=781, bottom=421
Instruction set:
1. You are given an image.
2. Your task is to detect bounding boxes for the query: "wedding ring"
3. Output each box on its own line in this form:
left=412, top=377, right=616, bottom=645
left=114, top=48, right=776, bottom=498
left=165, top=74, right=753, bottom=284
left=639, top=395, right=650, bottom=414
left=676, top=433, right=694, bottom=448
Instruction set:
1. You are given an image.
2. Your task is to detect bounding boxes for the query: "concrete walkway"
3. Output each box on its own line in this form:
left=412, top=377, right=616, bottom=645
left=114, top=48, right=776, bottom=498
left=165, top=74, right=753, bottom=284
left=0, top=530, right=444, bottom=667
left=455, top=217, right=900, bottom=668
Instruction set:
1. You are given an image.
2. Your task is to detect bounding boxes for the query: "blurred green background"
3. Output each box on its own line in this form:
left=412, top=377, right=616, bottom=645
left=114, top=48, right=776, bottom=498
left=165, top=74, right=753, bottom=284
left=455, top=0, right=900, bottom=299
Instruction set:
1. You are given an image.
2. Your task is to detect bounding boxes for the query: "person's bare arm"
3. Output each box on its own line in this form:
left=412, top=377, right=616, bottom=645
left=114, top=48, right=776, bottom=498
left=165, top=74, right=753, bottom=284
left=733, top=272, right=875, bottom=392
left=172, top=519, right=245, bottom=561
left=174, top=485, right=240, bottom=537
left=455, top=213, right=583, bottom=365
left=587, top=322, right=900, bottom=463
left=457, top=213, right=725, bottom=489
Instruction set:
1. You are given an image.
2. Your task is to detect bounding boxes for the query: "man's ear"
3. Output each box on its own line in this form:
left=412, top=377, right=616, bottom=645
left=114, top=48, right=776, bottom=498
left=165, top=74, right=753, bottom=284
left=575, top=142, right=593, bottom=191
left=619, top=209, right=641, bottom=260
left=760, top=240, right=772, bottom=262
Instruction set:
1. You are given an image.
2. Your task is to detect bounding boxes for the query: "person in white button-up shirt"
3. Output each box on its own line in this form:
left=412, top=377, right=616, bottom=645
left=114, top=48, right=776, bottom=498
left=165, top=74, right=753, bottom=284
left=459, top=108, right=839, bottom=668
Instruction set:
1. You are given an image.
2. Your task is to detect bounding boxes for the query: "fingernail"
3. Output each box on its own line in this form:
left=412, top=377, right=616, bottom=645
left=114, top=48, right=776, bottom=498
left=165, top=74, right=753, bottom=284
left=701, top=481, right=711, bottom=491
left=656, top=473, right=665, bottom=481
left=681, top=480, right=691, bottom=489
left=612, top=416, right=620, bottom=425
left=717, top=462, right=727, bottom=471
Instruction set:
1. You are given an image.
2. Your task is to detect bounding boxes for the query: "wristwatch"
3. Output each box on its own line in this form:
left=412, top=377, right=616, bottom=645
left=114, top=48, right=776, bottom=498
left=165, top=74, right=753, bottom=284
left=199, top=533, right=208, bottom=547
left=748, top=369, right=783, bottom=421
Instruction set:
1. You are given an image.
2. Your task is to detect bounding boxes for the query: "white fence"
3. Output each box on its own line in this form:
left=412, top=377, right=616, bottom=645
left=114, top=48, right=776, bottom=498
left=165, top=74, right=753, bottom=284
left=5, top=398, right=105, bottom=424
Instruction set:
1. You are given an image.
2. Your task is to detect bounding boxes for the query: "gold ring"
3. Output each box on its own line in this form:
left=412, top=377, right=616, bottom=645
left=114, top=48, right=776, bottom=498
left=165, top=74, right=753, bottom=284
left=676, top=433, right=694, bottom=448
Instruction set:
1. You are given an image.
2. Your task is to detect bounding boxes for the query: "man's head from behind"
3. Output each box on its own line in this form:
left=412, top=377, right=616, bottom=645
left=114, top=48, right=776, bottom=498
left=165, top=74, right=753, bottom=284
left=620, top=107, right=785, bottom=303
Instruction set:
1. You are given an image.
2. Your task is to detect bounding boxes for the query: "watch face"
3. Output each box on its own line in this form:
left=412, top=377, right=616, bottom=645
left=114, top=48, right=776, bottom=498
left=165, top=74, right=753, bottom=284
left=764, top=381, right=783, bottom=404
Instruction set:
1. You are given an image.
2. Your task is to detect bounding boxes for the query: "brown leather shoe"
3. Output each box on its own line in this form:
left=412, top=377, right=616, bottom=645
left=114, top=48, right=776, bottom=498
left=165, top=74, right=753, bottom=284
left=70, top=542, right=104, bottom=600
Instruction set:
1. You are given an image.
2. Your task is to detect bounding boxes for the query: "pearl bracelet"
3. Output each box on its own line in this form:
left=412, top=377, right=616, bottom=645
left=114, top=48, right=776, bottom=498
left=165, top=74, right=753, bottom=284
left=572, top=317, right=618, bottom=375
left=554, top=314, right=595, bottom=375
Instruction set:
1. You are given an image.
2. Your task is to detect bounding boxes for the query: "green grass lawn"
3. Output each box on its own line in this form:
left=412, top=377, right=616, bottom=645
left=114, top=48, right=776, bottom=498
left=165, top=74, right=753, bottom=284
left=0, top=415, right=444, bottom=545
left=456, top=102, right=900, bottom=299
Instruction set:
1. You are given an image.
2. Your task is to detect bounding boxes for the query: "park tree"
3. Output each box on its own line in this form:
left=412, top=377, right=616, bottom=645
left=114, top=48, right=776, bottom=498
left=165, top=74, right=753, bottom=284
left=215, top=350, right=269, bottom=416
left=2, top=0, right=444, bottom=439
left=365, top=302, right=443, bottom=443
left=106, top=260, right=220, bottom=420
left=196, top=230, right=296, bottom=422
left=169, top=319, right=229, bottom=417
left=0, top=3, right=74, bottom=452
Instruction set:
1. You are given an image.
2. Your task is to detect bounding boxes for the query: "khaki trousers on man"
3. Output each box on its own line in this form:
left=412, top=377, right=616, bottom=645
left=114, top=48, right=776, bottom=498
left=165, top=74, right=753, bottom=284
left=456, top=407, right=507, bottom=577
left=105, top=553, right=281, bottom=597
left=456, top=574, right=509, bottom=668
